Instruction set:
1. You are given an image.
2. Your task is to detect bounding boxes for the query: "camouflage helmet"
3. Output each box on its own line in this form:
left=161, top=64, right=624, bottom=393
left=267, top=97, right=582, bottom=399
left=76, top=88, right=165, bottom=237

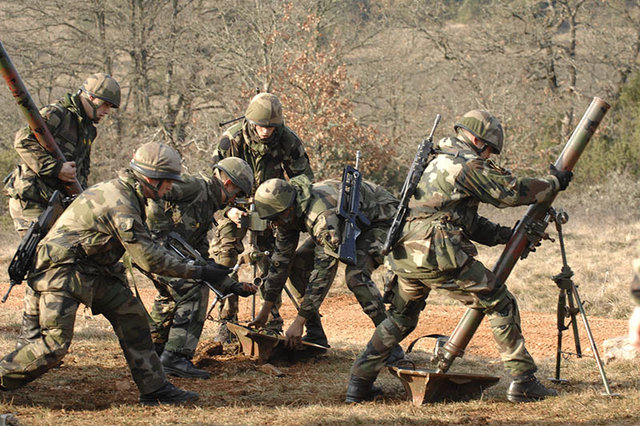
left=254, top=178, right=296, bottom=219
left=454, top=109, right=504, bottom=154
left=80, top=73, right=121, bottom=108
left=245, top=93, right=283, bottom=127
left=213, top=157, right=254, bottom=196
left=129, top=142, right=183, bottom=182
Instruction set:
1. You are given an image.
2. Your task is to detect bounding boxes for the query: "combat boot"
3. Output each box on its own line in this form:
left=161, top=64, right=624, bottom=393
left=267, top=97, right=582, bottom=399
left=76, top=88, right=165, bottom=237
left=302, top=313, right=329, bottom=348
left=345, top=375, right=382, bottom=403
left=386, top=344, right=406, bottom=366
left=160, top=350, right=210, bottom=379
left=15, top=314, right=41, bottom=350
left=139, top=382, right=199, bottom=406
left=506, top=374, right=557, bottom=403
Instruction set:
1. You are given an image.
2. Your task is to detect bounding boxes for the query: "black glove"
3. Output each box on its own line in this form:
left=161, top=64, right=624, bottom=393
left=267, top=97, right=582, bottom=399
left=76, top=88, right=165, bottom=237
left=496, top=225, right=513, bottom=245
left=200, top=261, right=232, bottom=283
left=229, top=281, right=257, bottom=297
left=549, top=164, right=573, bottom=191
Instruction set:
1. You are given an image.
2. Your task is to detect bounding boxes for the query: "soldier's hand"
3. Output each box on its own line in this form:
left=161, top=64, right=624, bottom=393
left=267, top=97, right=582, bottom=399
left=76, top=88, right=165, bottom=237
left=496, top=225, right=513, bottom=245
left=248, top=305, right=270, bottom=329
left=549, top=164, right=573, bottom=191
left=285, top=317, right=306, bottom=350
left=230, top=281, right=257, bottom=297
left=58, top=161, right=77, bottom=183
left=201, top=261, right=232, bottom=283
left=226, top=207, right=247, bottom=227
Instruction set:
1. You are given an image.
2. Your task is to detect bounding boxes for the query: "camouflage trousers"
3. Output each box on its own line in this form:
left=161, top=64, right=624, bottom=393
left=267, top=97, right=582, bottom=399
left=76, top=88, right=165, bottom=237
left=210, top=215, right=282, bottom=329
left=8, top=197, right=45, bottom=235
left=350, top=257, right=536, bottom=381
left=148, top=276, right=208, bottom=358
left=289, top=233, right=387, bottom=326
left=0, top=265, right=167, bottom=394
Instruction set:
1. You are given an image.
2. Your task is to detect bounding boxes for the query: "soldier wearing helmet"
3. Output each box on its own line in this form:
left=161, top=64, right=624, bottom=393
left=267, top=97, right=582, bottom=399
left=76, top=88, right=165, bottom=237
left=210, top=92, right=314, bottom=342
left=144, top=157, right=255, bottom=379
left=0, top=142, right=255, bottom=404
left=3, top=72, right=121, bottom=352
left=346, top=110, right=573, bottom=404
left=248, top=175, right=404, bottom=365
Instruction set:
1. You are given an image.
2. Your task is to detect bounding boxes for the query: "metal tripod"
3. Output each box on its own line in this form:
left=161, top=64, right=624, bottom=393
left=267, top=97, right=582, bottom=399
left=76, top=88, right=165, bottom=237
left=548, top=208, right=616, bottom=396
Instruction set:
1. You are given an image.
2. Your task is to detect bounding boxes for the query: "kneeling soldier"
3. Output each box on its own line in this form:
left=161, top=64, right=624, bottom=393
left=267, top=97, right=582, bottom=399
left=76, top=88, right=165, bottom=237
left=346, top=110, right=572, bottom=403
left=146, top=158, right=254, bottom=379
left=0, top=142, right=255, bottom=405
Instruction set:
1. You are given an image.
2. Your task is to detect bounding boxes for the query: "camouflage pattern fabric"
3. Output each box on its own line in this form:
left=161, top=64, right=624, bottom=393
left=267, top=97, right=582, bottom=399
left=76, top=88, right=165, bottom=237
left=351, top=135, right=561, bottom=382
left=263, top=178, right=398, bottom=325
left=210, top=118, right=313, bottom=327
left=0, top=169, right=208, bottom=393
left=145, top=175, right=224, bottom=357
left=4, top=92, right=97, bottom=228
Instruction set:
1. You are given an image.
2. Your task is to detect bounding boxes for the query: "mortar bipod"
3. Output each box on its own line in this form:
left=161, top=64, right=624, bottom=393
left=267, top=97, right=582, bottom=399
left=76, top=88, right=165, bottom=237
left=548, top=207, right=618, bottom=397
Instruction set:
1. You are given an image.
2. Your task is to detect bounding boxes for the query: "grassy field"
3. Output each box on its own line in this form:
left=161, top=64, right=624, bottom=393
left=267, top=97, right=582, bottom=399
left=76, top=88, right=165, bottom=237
left=0, top=176, right=639, bottom=424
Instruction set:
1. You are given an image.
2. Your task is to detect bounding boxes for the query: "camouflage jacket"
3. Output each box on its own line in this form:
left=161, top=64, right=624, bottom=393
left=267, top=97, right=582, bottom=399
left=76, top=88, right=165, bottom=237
left=632, top=259, right=640, bottom=305
left=388, top=136, right=560, bottom=278
left=146, top=174, right=224, bottom=256
left=29, top=169, right=204, bottom=302
left=263, top=176, right=398, bottom=318
left=4, top=92, right=97, bottom=205
left=212, top=120, right=313, bottom=192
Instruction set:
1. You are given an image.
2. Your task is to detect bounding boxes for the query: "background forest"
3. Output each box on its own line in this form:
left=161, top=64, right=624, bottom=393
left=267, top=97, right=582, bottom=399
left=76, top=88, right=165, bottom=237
left=1, top=0, right=640, bottom=209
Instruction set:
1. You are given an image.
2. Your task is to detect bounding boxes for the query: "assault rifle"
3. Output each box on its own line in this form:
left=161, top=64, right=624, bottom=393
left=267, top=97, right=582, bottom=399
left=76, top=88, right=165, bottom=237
left=336, top=151, right=370, bottom=266
left=381, top=114, right=441, bottom=256
left=3, top=190, right=66, bottom=302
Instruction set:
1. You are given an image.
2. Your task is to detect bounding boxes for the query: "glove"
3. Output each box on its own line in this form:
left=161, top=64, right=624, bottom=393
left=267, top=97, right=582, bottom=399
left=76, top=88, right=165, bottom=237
left=496, top=225, right=513, bottom=245
left=549, top=164, right=573, bottom=191
left=229, top=281, right=258, bottom=297
left=200, top=261, right=232, bottom=283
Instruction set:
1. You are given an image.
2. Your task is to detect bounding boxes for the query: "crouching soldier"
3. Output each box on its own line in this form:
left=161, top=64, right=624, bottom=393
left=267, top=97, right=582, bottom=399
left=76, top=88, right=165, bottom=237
left=146, top=158, right=255, bottom=379
left=0, top=142, right=256, bottom=405
left=248, top=176, right=404, bottom=363
left=346, top=110, right=572, bottom=403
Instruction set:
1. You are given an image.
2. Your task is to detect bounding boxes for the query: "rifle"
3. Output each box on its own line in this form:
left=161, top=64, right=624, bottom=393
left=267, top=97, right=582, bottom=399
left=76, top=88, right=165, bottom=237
left=435, top=97, right=610, bottom=374
left=218, top=87, right=260, bottom=128
left=3, top=190, right=66, bottom=302
left=381, top=114, right=441, bottom=256
left=336, top=151, right=370, bottom=266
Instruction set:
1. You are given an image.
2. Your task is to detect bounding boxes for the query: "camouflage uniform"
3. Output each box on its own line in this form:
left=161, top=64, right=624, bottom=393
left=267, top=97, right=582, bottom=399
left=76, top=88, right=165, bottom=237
left=350, top=135, right=561, bottom=383
left=210, top=118, right=313, bottom=329
left=146, top=174, right=225, bottom=358
left=262, top=176, right=397, bottom=327
left=0, top=169, right=230, bottom=393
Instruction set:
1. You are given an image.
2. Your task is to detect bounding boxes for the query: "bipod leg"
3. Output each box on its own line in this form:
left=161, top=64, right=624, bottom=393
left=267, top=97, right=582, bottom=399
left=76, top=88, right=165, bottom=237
left=566, top=288, right=582, bottom=357
left=551, top=288, right=568, bottom=383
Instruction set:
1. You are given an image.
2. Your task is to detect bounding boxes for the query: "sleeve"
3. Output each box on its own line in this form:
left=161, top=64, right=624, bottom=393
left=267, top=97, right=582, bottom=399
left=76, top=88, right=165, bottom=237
left=282, top=131, right=314, bottom=181
left=458, top=159, right=559, bottom=209
left=14, top=106, right=66, bottom=178
left=262, top=226, right=301, bottom=303
left=211, top=131, right=232, bottom=165
left=110, top=209, right=202, bottom=280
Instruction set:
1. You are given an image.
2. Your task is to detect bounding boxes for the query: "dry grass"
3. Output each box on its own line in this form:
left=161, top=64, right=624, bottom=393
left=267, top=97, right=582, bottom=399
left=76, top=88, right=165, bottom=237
left=0, top=177, right=639, bottom=424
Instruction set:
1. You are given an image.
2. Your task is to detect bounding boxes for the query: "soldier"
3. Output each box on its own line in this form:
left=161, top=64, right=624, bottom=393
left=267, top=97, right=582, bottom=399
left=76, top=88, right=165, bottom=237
left=210, top=92, right=314, bottom=342
left=345, top=110, right=573, bottom=404
left=146, top=158, right=254, bottom=379
left=628, top=259, right=640, bottom=351
left=3, top=73, right=120, bottom=350
left=0, top=142, right=256, bottom=405
left=248, top=175, right=403, bottom=364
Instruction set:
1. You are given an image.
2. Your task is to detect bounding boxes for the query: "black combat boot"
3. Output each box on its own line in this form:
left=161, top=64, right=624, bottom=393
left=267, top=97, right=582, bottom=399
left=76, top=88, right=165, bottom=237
left=302, top=313, right=329, bottom=348
left=139, top=382, right=199, bottom=406
left=160, top=350, right=210, bottom=379
left=386, top=344, right=406, bottom=366
left=15, top=314, right=42, bottom=350
left=506, top=374, right=558, bottom=403
left=345, top=375, right=382, bottom=403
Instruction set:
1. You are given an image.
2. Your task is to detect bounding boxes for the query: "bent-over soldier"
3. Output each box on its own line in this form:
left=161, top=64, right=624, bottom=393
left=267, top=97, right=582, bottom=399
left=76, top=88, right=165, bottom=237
left=0, top=142, right=255, bottom=405
left=346, top=110, right=573, bottom=403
